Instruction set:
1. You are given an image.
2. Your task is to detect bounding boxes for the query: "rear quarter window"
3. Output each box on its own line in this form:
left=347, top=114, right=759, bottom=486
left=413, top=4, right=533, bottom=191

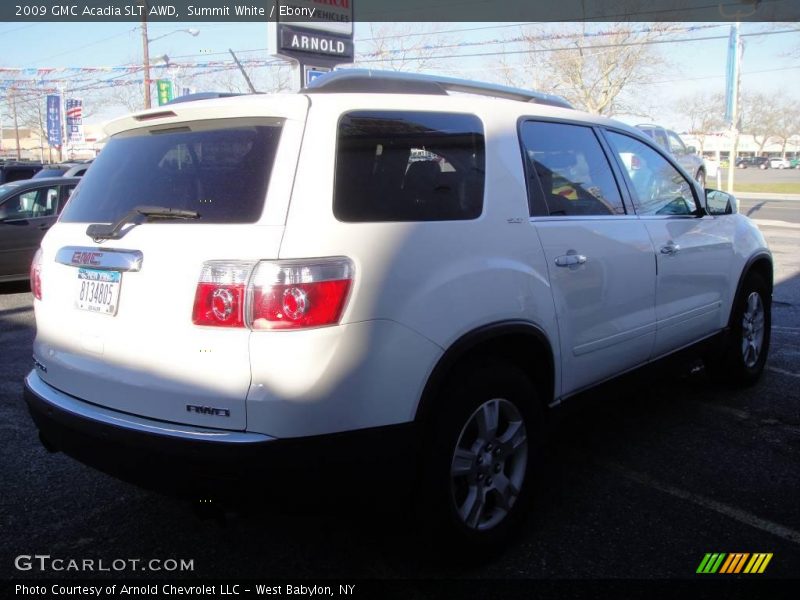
left=333, top=111, right=485, bottom=222
left=60, top=121, right=283, bottom=224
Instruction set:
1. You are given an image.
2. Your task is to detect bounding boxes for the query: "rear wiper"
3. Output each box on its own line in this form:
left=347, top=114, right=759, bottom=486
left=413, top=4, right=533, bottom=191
left=86, top=206, right=200, bottom=242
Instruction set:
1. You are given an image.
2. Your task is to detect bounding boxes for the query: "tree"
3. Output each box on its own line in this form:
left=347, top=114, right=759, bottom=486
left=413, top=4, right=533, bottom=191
left=739, top=92, right=783, bottom=155
left=357, top=23, right=454, bottom=72
left=772, top=102, right=800, bottom=158
left=502, top=22, right=678, bottom=117
left=681, top=92, right=726, bottom=154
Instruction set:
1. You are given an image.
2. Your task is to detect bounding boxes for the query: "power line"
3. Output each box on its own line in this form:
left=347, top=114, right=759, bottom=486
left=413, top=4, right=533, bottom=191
left=353, top=27, right=800, bottom=64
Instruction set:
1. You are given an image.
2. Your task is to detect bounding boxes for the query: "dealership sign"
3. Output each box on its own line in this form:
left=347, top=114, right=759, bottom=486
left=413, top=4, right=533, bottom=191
left=269, top=0, right=354, bottom=76
left=279, top=25, right=353, bottom=60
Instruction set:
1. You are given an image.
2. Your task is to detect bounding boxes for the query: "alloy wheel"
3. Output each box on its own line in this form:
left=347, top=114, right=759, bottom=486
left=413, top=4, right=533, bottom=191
left=450, top=398, right=528, bottom=531
left=741, top=291, right=765, bottom=368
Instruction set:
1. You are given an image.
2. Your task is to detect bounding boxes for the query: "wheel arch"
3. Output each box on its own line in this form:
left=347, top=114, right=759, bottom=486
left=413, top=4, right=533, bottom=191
left=729, top=252, right=773, bottom=326
left=415, top=320, right=555, bottom=424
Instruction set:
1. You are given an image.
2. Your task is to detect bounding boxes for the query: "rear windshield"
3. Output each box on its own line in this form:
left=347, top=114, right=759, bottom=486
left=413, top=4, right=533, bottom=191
left=60, top=121, right=283, bottom=224
left=334, top=111, right=485, bottom=222
left=33, top=168, right=68, bottom=178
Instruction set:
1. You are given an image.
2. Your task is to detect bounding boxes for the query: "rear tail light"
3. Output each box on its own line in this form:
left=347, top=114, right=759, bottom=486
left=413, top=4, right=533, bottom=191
left=30, top=248, right=43, bottom=300
left=250, top=258, right=353, bottom=330
left=192, top=261, right=255, bottom=327
left=192, top=258, right=353, bottom=330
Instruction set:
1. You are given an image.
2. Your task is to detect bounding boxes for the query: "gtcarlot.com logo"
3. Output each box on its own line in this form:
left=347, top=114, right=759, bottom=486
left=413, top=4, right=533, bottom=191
left=14, top=554, right=194, bottom=572
left=696, top=552, right=773, bottom=574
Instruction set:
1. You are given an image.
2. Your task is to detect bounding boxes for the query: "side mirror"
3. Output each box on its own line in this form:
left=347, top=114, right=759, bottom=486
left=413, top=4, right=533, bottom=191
left=705, top=189, right=737, bottom=215
left=686, top=145, right=697, bottom=154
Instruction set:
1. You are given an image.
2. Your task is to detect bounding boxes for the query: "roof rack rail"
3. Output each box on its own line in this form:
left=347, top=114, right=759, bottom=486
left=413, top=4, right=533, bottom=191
left=166, top=92, right=250, bottom=105
left=303, top=69, right=573, bottom=109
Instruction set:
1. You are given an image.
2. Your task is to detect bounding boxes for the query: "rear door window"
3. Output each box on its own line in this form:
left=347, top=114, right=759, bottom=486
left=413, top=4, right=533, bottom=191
left=520, top=121, right=626, bottom=217
left=60, top=120, right=284, bottom=224
left=334, top=111, right=484, bottom=222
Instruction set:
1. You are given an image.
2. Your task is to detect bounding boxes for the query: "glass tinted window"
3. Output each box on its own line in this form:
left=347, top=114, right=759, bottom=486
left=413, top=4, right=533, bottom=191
left=334, top=111, right=484, bottom=222
left=33, top=167, right=68, bottom=179
left=60, top=122, right=283, bottom=224
left=520, top=121, right=625, bottom=217
left=607, top=131, right=697, bottom=216
left=667, top=131, right=686, bottom=155
left=0, top=186, right=59, bottom=220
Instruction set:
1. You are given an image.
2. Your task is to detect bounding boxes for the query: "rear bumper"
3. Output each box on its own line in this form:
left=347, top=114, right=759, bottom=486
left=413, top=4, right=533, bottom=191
left=25, top=370, right=418, bottom=499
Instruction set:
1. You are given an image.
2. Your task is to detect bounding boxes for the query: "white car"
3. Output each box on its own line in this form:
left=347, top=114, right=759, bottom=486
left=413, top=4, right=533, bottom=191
left=769, top=157, right=791, bottom=169
left=25, top=70, right=772, bottom=554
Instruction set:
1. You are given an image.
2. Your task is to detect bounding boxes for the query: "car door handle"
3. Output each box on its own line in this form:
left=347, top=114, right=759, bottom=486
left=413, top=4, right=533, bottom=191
left=554, top=254, right=587, bottom=267
left=660, top=244, right=680, bottom=255
left=38, top=224, right=51, bottom=231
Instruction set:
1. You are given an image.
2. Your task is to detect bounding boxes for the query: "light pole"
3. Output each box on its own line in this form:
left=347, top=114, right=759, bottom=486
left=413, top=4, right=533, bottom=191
left=141, top=19, right=199, bottom=109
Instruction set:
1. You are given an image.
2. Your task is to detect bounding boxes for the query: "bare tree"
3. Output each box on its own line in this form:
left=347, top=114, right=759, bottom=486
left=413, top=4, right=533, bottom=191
left=505, top=22, right=678, bottom=116
left=356, top=23, right=454, bottom=72
left=739, top=91, right=783, bottom=155
left=681, top=92, right=726, bottom=154
left=772, top=102, right=800, bottom=158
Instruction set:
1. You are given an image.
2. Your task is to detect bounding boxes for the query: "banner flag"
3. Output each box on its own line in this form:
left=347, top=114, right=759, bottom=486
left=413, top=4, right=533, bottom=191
left=46, top=94, right=62, bottom=147
left=65, top=98, right=84, bottom=143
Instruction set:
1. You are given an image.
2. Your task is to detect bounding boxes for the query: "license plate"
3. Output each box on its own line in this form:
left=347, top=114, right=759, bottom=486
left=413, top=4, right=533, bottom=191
left=75, top=268, right=121, bottom=316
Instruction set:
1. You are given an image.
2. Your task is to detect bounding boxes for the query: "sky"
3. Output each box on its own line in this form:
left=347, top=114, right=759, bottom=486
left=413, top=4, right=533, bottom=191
left=0, top=20, right=798, bottom=132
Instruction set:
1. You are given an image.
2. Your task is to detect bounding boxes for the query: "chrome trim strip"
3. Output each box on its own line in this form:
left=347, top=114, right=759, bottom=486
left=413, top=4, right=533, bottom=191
left=573, top=322, right=657, bottom=357
left=56, top=246, right=144, bottom=272
left=26, top=371, right=274, bottom=444
left=529, top=215, right=639, bottom=222
left=655, top=301, right=722, bottom=331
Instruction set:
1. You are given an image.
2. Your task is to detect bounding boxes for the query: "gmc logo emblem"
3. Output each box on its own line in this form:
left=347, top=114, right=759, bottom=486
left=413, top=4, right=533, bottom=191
left=186, top=404, right=231, bottom=417
left=71, top=251, right=102, bottom=266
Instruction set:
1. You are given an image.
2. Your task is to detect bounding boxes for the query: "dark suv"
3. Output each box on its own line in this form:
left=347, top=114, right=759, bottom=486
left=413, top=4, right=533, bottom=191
left=736, top=156, right=770, bottom=170
left=0, top=161, right=44, bottom=184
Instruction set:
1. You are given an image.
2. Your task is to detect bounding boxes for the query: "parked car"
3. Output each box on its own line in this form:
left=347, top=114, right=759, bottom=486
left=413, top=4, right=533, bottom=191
left=32, top=162, right=91, bottom=179
left=791, top=157, right=800, bottom=169
left=634, top=124, right=708, bottom=187
left=0, top=177, right=80, bottom=282
left=736, top=156, right=770, bottom=169
left=769, top=157, right=791, bottom=169
left=25, top=70, right=772, bottom=554
left=0, top=161, right=43, bottom=184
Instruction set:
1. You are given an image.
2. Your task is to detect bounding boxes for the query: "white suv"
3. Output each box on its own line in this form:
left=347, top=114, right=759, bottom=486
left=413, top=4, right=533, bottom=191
left=26, top=70, right=772, bottom=552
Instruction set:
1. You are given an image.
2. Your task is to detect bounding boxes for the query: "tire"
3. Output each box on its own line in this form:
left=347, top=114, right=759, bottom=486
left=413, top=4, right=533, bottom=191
left=695, top=170, right=706, bottom=189
left=417, top=360, right=544, bottom=557
left=708, top=272, right=771, bottom=387
left=759, top=163, right=767, bottom=170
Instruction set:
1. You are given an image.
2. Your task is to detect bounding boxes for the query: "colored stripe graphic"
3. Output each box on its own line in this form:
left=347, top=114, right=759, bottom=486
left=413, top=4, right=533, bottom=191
left=699, top=553, right=773, bottom=574
left=719, top=553, right=749, bottom=573
left=697, top=553, right=727, bottom=573
left=743, top=553, right=773, bottom=574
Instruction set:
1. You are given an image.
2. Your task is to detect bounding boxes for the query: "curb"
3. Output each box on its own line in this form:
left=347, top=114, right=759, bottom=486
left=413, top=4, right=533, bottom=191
left=733, top=192, right=800, bottom=201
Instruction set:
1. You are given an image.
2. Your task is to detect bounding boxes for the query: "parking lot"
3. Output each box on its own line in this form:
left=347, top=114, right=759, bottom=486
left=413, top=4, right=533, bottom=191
left=1, top=198, right=798, bottom=586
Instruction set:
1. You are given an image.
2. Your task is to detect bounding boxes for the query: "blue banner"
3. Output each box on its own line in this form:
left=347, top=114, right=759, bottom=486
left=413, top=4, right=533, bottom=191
left=46, top=94, right=62, bottom=147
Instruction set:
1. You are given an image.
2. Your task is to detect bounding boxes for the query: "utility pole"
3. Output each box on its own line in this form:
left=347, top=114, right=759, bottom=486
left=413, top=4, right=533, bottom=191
left=11, top=88, right=21, bottom=160
left=141, top=4, right=152, bottom=109
left=36, top=101, right=44, bottom=162
left=725, top=22, right=742, bottom=194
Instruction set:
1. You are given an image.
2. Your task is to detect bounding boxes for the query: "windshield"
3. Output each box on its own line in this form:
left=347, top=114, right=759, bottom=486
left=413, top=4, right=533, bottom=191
left=60, top=121, right=284, bottom=224
left=0, top=183, right=21, bottom=196
left=33, top=168, right=68, bottom=178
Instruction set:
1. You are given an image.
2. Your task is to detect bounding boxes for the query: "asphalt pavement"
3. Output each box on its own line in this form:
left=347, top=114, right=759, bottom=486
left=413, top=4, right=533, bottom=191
left=1, top=202, right=798, bottom=593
